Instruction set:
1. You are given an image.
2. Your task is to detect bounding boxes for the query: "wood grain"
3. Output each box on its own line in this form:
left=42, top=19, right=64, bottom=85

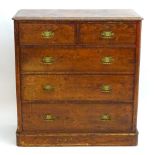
left=132, top=21, right=142, bottom=131
left=80, top=22, right=136, bottom=45
left=21, top=47, right=135, bottom=73
left=13, top=9, right=142, bottom=146
left=19, top=23, right=75, bottom=45
left=22, top=103, right=132, bottom=132
left=14, top=21, right=23, bottom=132
left=21, top=75, right=134, bottom=102
left=17, top=132, right=138, bottom=146
left=13, top=9, right=142, bottom=21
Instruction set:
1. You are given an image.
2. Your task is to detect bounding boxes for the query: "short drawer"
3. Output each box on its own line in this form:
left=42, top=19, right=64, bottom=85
left=21, top=75, right=134, bottom=102
left=80, top=22, right=136, bottom=45
left=19, top=23, right=75, bottom=45
left=22, top=103, right=132, bottom=132
left=21, top=47, right=135, bottom=73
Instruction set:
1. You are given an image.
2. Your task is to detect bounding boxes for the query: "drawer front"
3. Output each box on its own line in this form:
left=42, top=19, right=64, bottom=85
left=80, top=22, right=136, bottom=45
left=21, top=75, right=134, bottom=102
left=21, top=47, right=135, bottom=73
left=19, top=23, right=75, bottom=44
left=23, top=103, right=132, bottom=132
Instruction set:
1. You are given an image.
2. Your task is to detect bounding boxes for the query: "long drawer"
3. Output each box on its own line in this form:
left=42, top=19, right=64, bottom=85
left=21, top=47, right=135, bottom=73
left=22, top=103, right=132, bottom=132
left=21, top=75, right=134, bottom=102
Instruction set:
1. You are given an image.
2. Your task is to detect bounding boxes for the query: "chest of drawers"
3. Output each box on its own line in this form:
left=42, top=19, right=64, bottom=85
left=13, top=9, right=142, bottom=146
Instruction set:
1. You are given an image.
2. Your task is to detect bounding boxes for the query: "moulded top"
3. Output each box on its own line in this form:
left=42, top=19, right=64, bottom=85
left=13, top=9, right=143, bottom=21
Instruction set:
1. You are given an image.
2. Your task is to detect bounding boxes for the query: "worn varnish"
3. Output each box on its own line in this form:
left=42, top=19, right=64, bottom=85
left=21, top=47, right=135, bottom=73
left=22, top=103, right=132, bottom=132
left=19, top=23, right=75, bottom=45
left=79, top=22, right=136, bottom=45
left=13, top=9, right=142, bottom=146
left=21, top=75, right=134, bottom=102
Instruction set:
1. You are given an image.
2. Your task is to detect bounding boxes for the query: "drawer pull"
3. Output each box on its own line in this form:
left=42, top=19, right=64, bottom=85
left=101, top=56, right=113, bottom=64
left=42, top=56, right=55, bottom=64
left=100, top=114, right=111, bottom=121
left=42, top=114, right=57, bottom=121
left=41, top=31, right=54, bottom=39
left=101, top=31, right=114, bottom=39
left=43, top=84, right=55, bottom=92
left=101, top=84, right=112, bottom=93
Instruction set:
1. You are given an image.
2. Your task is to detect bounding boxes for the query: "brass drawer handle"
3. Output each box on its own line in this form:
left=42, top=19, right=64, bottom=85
left=101, top=84, right=112, bottom=93
left=42, top=114, right=57, bottom=121
left=101, top=56, right=113, bottom=64
left=42, top=56, right=55, bottom=64
left=43, top=84, right=55, bottom=92
left=100, top=114, right=111, bottom=121
left=101, top=31, right=114, bottom=39
left=41, top=31, right=54, bottom=39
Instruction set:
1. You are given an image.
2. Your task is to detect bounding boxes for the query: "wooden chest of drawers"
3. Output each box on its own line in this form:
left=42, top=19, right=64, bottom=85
left=13, top=9, right=142, bottom=146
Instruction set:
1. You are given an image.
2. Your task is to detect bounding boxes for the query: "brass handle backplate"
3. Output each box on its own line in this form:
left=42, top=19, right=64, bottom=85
left=42, top=114, right=57, bottom=121
left=101, top=84, right=112, bottom=93
left=101, top=56, right=113, bottom=64
left=100, top=114, right=111, bottom=121
left=43, top=84, right=55, bottom=92
left=42, top=56, right=55, bottom=64
left=101, top=31, right=114, bottom=39
left=41, top=31, right=54, bottom=39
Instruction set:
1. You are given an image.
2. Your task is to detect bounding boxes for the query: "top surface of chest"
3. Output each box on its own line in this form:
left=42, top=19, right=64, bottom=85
left=13, top=9, right=142, bottom=20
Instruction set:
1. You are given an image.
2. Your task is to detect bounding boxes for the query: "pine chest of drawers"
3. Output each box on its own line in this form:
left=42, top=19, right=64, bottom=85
left=13, top=9, right=142, bottom=146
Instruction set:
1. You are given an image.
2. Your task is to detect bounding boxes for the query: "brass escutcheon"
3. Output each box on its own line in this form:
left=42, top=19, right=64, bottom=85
left=100, top=114, right=111, bottom=121
left=101, top=31, right=114, bottom=39
left=42, top=114, right=57, bottom=121
left=43, top=84, right=55, bottom=92
left=101, top=84, right=112, bottom=93
left=41, top=31, right=54, bottom=39
left=42, top=56, right=55, bottom=64
left=101, top=56, right=113, bottom=64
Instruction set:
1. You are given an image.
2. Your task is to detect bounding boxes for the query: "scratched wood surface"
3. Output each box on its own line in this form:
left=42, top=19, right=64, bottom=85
left=13, top=9, right=142, bottom=146
left=13, top=9, right=142, bottom=20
